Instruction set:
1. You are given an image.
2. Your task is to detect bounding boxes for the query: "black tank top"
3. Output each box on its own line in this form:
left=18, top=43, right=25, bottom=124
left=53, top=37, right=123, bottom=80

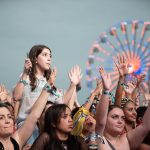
left=0, top=137, right=19, bottom=150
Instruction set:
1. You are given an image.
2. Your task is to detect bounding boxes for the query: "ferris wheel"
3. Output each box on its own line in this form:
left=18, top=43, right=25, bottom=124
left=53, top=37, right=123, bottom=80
left=86, top=20, right=150, bottom=94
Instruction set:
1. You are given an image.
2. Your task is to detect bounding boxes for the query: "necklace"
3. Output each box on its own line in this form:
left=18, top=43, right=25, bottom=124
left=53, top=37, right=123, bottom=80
left=61, top=142, right=68, bottom=150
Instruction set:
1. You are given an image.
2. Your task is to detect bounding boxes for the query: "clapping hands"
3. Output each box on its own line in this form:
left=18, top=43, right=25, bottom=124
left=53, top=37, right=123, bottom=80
left=68, top=65, right=83, bottom=86
left=99, top=67, right=112, bottom=91
left=114, top=54, right=128, bottom=77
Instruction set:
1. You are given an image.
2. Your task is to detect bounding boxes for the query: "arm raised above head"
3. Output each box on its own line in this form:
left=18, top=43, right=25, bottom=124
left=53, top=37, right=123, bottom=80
left=127, top=92, right=150, bottom=149
left=12, top=82, right=51, bottom=149
left=63, top=65, right=82, bottom=104
left=95, top=67, right=112, bottom=136
left=114, top=55, right=128, bottom=106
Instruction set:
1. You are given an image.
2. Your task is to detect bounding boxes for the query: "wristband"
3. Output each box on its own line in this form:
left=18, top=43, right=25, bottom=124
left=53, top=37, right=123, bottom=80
left=43, top=83, right=52, bottom=92
left=43, top=83, right=60, bottom=97
left=118, top=81, right=128, bottom=89
left=19, top=79, right=28, bottom=86
left=85, top=133, right=105, bottom=144
left=103, top=91, right=115, bottom=104
left=86, top=98, right=93, bottom=105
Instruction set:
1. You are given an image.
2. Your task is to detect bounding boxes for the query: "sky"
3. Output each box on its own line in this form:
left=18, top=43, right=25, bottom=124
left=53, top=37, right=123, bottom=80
left=0, top=0, right=150, bottom=104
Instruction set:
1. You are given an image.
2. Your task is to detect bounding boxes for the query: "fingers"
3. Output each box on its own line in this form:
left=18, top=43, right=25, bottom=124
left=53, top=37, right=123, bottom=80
left=99, top=67, right=105, bottom=76
left=24, top=58, right=32, bottom=71
left=114, top=54, right=126, bottom=66
left=85, top=115, right=96, bottom=128
left=51, top=67, right=57, bottom=77
left=0, top=84, right=7, bottom=93
left=68, top=65, right=82, bottom=83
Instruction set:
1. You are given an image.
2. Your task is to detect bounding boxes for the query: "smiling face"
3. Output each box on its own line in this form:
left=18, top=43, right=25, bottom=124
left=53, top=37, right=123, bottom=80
left=56, top=107, right=73, bottom=134
left=0, top=107, right=14, bottom=137
left=105, top=107, right=125, bottom=135
left=123, top=101, right=137, bottom=123
left=36, top=48, right=52, bottom=73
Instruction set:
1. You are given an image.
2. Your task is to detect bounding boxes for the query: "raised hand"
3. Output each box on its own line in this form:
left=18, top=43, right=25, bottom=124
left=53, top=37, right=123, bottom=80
left=0, top=84, right=8, bottom=101
left=99, top=67, right=111, bottom=91
left=68, top=65, right=82, bottom=86
left=144, top=92, right=150, bottom=102
left=136, top=74, right=145, bottom=87
left=84, top=115, right=96, bottom=133
left=93, top=78, right=103, bottom=95
left=24, top=58, right=32, bottom=74
left=123, top=82, right=136, bottom=94
left=48, top=67, right=57, bottom=86
left=114, top=54, right=128, bottom=77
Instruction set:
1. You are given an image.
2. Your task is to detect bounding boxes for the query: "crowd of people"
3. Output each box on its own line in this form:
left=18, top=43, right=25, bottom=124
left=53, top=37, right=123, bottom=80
left=0, top=44, right=150, bottom=150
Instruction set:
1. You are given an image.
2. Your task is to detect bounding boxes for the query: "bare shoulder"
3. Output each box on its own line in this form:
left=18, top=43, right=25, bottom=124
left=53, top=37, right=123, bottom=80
left=98, top=135, right=130, bottom=150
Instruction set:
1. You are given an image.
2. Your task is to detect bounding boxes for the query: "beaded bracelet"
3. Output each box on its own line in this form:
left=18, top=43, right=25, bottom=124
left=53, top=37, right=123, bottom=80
left=103, top=91, right=115, bottom=104
left=85, top=133, right=105, bottom=144
left=19, top=79, right=28, bottom=86
left=43, top=83, right=52, bottom=93
left=43, top=83, right=60, bottom=97
left=118, top=81, right=129, bottom=89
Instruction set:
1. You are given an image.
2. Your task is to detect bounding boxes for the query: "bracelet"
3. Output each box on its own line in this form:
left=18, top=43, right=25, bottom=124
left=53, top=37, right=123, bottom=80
left=43, top=83, right=52, bottom=93
left=19, top=79, right=28, bottom=86
left=86, top=98, right=93, bottom=105
left=118, top=81, right=128, bottom=89
left=90, top=104, right=96, bottom=115
left=43, top=83, right=60, bottom=97
left=103, top=91, right=115, bottom=104
left=88, top=144, right=98, bottom=150
left=85, top=133, right=105, bottom=144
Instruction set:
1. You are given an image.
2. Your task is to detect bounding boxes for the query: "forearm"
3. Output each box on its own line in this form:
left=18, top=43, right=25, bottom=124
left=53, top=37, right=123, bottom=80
left=67, top=89, right=76, bottom=110
left=142, top=100, right=150, bottom=130
left=14, top=101, right=21, bottom=119
left=31, top=90, right=49, bottom=119
left=115, top=76, right=125, bottom=106
left=131, top=87, right=138, bottom=102
left=63, top=83, right=76, bottom=104
left=83, top=92, right=96, bottom=110
left=74, top=97, right=80, bottom=107
left=13, top=72, right=28, bottom=100
left=14, top=88, right=50, bottom=148
left=95, top=92, right=110, bottom=135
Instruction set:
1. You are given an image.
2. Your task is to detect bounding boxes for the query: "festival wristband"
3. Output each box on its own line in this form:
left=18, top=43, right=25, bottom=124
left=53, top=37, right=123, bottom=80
left=43, top=83, right=60, bottom=97
left=103, top=90, right=115, bottom=104
left=19, top=79, right=28, bottom=86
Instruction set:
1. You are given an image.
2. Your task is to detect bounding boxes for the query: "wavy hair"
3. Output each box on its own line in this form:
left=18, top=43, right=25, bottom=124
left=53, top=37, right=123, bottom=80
left=28, top=44, right=52, bottom=91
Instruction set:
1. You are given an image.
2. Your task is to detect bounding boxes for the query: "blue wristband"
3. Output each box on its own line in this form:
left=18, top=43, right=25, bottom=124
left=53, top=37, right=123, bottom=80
left=43, top=83, right=52, bottom=92
left=19, top=79, right=28, bottom=86
left=103, top=91, right=115, bottom=104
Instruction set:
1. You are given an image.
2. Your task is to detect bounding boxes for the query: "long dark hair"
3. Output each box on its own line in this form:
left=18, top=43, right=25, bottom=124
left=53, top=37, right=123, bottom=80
left=44, top=104, right=82, bottom=150
left=28, top=44, right=52, bottom=91
left=44, top=104, right=70, bottom=149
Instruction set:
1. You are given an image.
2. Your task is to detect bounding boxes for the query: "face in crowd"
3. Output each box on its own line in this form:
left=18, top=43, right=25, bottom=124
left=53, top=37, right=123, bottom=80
left=105, top=106, right=125, bottom=135
left=0, top=103, right=14, bottom=137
